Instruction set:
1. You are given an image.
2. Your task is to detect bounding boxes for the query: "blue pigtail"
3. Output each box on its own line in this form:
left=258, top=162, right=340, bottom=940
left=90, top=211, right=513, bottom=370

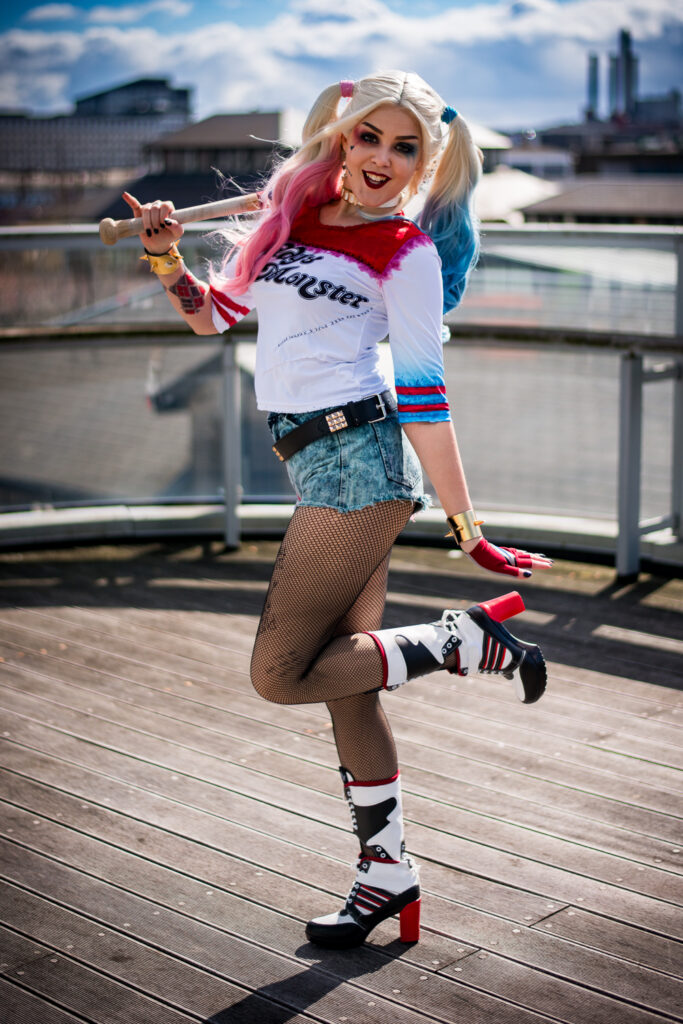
left=419, top=195, right=479, bottom=314
left=417, top=107, right=481, bottom=314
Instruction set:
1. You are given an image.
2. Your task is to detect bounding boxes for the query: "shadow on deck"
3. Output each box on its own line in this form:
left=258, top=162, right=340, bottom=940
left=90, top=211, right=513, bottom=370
left=0, top=538, right=681, bottom=1024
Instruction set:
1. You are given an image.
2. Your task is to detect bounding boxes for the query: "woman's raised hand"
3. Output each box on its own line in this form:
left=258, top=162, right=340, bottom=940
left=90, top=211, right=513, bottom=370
left=122, top=192, right=184, bottom=254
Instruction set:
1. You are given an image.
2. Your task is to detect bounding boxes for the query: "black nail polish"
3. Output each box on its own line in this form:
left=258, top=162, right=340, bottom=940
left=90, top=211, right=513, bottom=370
left=164, top=219, right=172, bottom=225
left=523, top=571, right=532, bottom=578
left=146, top=228, right=151, bottom=237
left=153, top=228, right=159, bottom=234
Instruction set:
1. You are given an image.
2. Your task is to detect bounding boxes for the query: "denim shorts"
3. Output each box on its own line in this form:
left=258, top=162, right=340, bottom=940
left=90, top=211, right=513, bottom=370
left=267, top=406, right=430, bottom=513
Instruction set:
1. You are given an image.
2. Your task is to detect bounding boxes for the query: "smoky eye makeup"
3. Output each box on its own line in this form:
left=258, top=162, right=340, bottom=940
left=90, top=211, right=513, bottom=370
left=355, top=128, right=418, bottom=157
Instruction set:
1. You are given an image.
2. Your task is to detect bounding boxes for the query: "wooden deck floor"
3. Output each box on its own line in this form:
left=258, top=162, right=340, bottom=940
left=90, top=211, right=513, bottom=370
left=0, top=538, right=681, bottom=1024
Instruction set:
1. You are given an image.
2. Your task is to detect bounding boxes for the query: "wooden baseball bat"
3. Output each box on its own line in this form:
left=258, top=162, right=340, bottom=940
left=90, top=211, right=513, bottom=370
left=98, top=192, right=262, bottom=246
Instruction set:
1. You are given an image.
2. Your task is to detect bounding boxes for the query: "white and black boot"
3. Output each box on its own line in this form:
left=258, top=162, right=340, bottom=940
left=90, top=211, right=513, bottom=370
left=305, top=769, right=421, bottom=949
left=366, top=599, right=546, bottom=703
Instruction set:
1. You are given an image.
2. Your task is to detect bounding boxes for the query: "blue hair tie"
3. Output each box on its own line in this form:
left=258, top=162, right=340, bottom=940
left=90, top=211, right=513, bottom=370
left=441, top=105, right=458, bottom=125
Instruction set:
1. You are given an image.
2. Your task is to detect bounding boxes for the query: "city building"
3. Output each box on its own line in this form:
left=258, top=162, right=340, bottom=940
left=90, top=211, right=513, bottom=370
left=510, top=29, right=683, bottom=179
left=0, top=78, right=192, bottom=224
left=498, top=144, right=573, bottom=180
left=520, top=176, right=683, bottom=225
left=0, top=78, right=191, bottom=174
left=97, top=110, right=303, bottom=223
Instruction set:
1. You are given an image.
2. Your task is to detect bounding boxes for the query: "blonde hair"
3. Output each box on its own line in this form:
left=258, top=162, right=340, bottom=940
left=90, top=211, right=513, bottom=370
left=215, top=70, right=482, bottom=310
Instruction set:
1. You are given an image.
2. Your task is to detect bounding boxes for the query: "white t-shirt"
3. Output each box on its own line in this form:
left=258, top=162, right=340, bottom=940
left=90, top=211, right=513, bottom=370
left=210, top=203, right=450, bottom=423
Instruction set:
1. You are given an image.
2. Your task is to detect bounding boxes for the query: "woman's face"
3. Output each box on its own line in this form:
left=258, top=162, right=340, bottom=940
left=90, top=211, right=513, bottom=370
left=342, top=104, right=423, bottom=208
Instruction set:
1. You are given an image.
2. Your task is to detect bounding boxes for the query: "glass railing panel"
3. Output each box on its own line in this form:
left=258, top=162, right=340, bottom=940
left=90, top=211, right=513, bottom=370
left=0, top=227, right=676, bottom=336
left=0, top=336, right=228, bottom=509
left=455, top=247, right=674, bottom=335
left=0, top=335, right=673, bottom=522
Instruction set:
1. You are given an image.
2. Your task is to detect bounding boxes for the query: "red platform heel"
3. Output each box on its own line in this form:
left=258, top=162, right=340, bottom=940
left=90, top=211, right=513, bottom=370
left=399, top=896, right=421, bottom=943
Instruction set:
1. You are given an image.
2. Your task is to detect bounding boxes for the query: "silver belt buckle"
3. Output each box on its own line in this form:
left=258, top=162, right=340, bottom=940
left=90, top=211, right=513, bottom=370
left=368, top=393, right=387, bottom=423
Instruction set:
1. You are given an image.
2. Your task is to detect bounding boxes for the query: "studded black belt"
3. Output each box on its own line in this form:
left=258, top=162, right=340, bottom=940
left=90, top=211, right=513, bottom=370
left=271, top=390, right=396, bottom=463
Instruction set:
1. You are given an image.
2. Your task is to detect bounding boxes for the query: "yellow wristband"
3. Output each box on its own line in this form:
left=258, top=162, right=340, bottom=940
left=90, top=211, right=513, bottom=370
left=140, top=243, right=183, bottom=275
left=446, top=509, right=484, bottom=545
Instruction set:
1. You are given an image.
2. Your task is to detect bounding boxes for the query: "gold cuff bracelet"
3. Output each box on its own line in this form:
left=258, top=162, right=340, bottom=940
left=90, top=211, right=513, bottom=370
left=140, top=243, right=183, bottom=275
left=446, top=509, right=485, bottom=546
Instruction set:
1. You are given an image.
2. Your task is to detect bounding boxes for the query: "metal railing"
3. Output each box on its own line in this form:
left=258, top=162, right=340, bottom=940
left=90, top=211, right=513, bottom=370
left=0, top=223, right=681, bottom=576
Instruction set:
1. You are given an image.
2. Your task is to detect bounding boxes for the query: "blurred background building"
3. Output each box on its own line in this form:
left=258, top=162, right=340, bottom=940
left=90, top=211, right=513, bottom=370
left=0, top=78, right=192, bottom=224
left=0, top=28, right=680, bottom=227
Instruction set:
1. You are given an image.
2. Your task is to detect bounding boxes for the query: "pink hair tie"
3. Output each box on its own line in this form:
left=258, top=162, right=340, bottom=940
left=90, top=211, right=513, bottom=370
left=340, top=80, right=354, bottom=98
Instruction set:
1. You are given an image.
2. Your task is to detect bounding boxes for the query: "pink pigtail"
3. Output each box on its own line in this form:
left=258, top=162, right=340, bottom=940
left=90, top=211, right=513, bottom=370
left=221, top=152, right=341, bottom=293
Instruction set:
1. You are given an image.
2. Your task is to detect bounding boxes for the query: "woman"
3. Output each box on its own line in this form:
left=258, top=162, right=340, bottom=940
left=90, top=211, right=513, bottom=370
left=124, top=70, right=552, bottom=951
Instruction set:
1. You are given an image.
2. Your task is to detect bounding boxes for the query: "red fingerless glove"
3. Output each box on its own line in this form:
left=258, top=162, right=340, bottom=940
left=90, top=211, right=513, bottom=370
left=465, top=538, right=534, bottom=578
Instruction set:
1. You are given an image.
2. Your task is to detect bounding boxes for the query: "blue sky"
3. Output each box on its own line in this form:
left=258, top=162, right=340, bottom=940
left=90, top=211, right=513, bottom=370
left=2, top=0, right=682, bottom=129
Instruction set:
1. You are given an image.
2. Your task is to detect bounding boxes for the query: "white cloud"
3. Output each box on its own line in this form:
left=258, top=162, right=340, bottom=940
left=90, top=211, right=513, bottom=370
left=2, top=0, right=681, bottom=127
left=87, top=0, right=192, bottom=24
left=23, top=4, right=80, bottom=21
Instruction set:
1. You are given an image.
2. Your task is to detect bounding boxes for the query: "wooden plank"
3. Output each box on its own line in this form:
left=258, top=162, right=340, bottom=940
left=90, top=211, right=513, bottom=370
left=6, top=601, right=676, bottom=783
left=0, top=795, right=475, bottom=973
left=0, top=978, right=86, bottom=1024
left=17, top=599, right=683, bottom=750
left=388, top=709, right=683, bottom=816
left=14, top=601, right=683, bottom=768
left=420, top=894, right=683, bottom=1019
left=3, top=631, right=681, bottom=849
left=389, top=685, right=683, bottom=765
left=0, top=612, right=255, bottom=693
left=237, top=747, right=683, bottom=872
left=438, top=950, right=673, bottom=1024
left=22, top=584, right=683, bottom=719
left=530, top=906, right=683, bottom=976
left=0, top=874, right=667, bottom=1024
left=0, top=927, right=199, bottom=1024
left=1, top=678, right=681, bottom=911
left=381, top=597, right=683, bottom=695
left=4, top=633, right=677, bottom=848
left=1, top=885, right=318, bottom=1024
left=3, top=551, right=681, bottom=718
left=392, top=683, right=683, bottom=794
left=9, top=595, right=683, bottom=751
left=3, top=612, right=683, bottom=802
left=2, top=651, right=681, bottom=871
left=4, top=667, right=682, bottom=895
left=0, top=888, right=323, bottom=1024
left=1, top=600, right=258, bottom=666
left=3, top=820, right=679, bottom=1024
left=0, top=847, right=558, bottom=1024
left=0, top=758, right=553, bottom=930
left=0, top=771, right=478, bottom=968
left=12, top=836, right=679, bottom=1024
left=2, top=717, right=681, bottom=940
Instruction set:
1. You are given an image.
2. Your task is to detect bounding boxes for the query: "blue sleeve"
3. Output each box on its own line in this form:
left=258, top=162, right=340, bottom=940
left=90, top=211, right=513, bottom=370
left=380, top=238, right=450, bottom=424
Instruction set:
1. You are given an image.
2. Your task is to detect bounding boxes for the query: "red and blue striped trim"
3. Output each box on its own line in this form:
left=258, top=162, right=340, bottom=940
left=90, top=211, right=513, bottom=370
left=396, top=384, right=447, bottom=396
left=396, top=382, right=450, bottom=422
left=397, top=402, right=450, bottom=413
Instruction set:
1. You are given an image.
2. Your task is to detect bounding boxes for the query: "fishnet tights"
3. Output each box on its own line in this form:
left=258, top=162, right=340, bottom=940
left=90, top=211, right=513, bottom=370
left=250, top=501, right=414, bottom=780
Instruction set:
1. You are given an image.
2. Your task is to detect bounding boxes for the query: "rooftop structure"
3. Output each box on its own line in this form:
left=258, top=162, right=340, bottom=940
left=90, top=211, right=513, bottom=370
left=0, top=78, right=192, bottom=175
left=74, top=77, right=191, bottom=118
left=147, top=111, right=302, bottom=176
left=520, top=176, right=683, bottom=224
